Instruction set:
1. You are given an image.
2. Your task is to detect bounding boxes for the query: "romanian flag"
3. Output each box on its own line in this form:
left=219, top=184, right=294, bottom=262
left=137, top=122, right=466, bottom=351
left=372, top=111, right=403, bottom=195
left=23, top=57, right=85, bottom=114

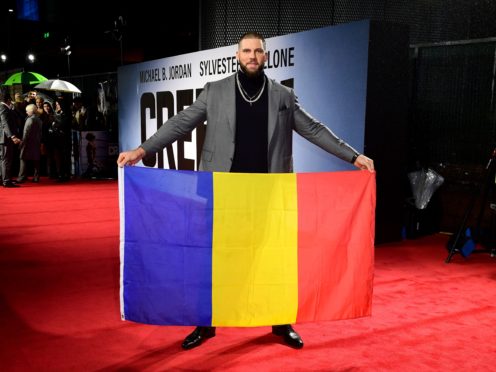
left=119, top=166, right=375, bottom=327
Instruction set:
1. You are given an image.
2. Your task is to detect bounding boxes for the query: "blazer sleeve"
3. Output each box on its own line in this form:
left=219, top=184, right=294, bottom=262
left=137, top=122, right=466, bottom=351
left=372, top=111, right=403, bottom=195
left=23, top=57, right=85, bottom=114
left=292, top=93, right=359, bottom=163
left=141, top=84, right=209, bottom=154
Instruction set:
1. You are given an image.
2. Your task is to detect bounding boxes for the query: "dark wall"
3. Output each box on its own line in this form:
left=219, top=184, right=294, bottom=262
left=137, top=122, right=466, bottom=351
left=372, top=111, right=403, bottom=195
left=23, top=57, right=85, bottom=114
left=410, top=40, right=496, bottom=233
left=365, top=22, right=410, bottom=243
left=200, top=0, right=496, bottom=50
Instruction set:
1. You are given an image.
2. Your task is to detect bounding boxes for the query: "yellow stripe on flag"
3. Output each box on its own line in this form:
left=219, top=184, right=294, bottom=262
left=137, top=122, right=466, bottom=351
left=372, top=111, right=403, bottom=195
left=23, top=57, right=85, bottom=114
left=212, top=173, right=299, bottom=326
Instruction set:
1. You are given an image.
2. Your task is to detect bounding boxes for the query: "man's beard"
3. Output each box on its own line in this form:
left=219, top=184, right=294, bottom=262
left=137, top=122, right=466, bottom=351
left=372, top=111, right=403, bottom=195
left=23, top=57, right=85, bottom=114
left=239, top=61, right=264, bottom=78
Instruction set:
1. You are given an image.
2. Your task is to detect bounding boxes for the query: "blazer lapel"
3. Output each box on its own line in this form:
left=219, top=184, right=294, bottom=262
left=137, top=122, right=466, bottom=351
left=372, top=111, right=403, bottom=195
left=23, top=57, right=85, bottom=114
left=267, top=78, right=280, bottom=145
left=223, top=75, right=236, bottom=136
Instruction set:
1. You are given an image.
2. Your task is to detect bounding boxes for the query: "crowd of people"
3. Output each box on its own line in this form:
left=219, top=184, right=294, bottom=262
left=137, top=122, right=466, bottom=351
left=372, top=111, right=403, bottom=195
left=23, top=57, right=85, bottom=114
left=0, top=87, right=104, bottom=187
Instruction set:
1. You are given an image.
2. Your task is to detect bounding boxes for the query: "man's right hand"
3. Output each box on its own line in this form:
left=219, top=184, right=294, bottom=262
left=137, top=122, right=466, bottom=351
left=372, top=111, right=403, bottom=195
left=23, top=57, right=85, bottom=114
left=117, top=147, right=146, bottom=168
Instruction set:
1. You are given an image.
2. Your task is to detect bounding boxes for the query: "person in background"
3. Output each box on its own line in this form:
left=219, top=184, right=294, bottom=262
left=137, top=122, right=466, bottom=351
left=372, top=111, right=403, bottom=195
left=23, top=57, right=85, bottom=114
left=11, top=92, right=27, bottom=176
left=13, top=93, right=27, bottom=127
left=25, top=91, right=37, bottom=105
left=42, top=101, right=56, bottom=178
left=117, top=31, right=374, bottom=350
left=71, top=96, right=88, bottom=177
left=51, top=99, right=72, bottom=182
left=72, top=96, right=88, bottom=131
left=17, top=104, right=43, bottom=183
left=0, top=88, right=22, bottom=187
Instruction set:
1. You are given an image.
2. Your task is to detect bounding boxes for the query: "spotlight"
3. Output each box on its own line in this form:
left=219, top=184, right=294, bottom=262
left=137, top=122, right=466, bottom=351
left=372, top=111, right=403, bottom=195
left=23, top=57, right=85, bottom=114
left=61, top=45, right=71, bottom=55
left=61, top=37, right=72, bottom=56
left=61, top=37, right=72, bottom=76
left=27, top=53, right=35, bottom=63
left=0, top=54, right=6, bottom=62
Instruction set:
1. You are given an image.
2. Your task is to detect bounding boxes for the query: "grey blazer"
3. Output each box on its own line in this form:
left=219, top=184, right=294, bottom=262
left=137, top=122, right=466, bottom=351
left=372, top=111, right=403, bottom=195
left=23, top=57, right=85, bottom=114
left=141, top=73, right=359, bottom=173
left=0, top=102, right=18, bottom=145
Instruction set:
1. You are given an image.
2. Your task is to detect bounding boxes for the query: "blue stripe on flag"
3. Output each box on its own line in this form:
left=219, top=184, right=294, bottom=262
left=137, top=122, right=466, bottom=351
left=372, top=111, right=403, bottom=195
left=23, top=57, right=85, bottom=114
left=122, top=167, right=213, bottom=325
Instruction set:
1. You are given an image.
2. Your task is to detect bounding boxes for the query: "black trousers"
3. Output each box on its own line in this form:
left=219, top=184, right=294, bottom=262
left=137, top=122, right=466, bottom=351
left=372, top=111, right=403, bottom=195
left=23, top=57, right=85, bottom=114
left=0, top=142, right=15, bottom=184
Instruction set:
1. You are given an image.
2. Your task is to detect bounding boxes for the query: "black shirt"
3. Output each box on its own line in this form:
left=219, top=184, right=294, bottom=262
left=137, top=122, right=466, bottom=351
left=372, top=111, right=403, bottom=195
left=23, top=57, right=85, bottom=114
left=230, top=72, right=269, bottom=173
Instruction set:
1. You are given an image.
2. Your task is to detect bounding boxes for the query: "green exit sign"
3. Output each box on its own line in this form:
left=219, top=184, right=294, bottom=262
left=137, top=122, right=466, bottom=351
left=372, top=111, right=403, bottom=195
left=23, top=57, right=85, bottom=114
left=43, top=32, right=50, bottom=39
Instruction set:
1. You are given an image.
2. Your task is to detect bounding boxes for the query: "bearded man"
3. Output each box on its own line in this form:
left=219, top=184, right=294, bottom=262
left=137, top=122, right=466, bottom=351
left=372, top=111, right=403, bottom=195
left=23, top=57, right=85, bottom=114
left=117, top=31, right=374, bottom=350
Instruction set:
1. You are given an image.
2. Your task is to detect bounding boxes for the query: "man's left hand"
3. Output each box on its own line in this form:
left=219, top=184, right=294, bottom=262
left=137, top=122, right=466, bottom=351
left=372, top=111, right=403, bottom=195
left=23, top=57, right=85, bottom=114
left=354, top=154, right=374, bottom=172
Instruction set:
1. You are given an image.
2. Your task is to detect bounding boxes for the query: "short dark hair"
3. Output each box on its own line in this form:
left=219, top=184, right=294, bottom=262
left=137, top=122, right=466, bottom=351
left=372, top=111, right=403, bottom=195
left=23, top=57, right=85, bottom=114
left=238, top=32, right=266, bottom=50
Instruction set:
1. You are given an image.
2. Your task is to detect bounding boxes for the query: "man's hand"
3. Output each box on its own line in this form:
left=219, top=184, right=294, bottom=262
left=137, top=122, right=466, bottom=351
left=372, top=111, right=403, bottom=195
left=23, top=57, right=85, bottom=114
left=353, top=154, right=374, bottom=172
left=117, top=147, right=146, bottom=168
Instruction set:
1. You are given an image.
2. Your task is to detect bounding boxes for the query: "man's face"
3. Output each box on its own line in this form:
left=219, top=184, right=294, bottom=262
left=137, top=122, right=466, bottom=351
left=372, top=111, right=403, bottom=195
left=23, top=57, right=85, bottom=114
left=236, top=37, right=267, bottom=77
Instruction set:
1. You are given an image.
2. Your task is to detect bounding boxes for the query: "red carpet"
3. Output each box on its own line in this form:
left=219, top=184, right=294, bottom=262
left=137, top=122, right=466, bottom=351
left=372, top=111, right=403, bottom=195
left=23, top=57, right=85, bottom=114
left=1, top=179, right=495, bottom=371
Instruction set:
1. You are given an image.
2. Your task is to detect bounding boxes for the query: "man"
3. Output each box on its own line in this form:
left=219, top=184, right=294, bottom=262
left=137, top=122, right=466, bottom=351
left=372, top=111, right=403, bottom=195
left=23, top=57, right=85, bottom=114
left=1, top=88, right=22, bottom=187
left=51, top=99, right=72, bottom=182
left=117, top=32, right=374, bottom=350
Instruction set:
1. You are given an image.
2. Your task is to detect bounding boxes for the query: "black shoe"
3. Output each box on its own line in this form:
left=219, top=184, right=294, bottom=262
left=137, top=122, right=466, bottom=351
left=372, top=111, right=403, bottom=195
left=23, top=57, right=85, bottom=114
left=32, top=177, right=39, bottom=183
left=181, top=326, right=216, bottom=350
left=3, top=181, right=20, bottom=188
left=16, top=178, right=26, bottom=183
left=272, top=325, right=304, bottom=349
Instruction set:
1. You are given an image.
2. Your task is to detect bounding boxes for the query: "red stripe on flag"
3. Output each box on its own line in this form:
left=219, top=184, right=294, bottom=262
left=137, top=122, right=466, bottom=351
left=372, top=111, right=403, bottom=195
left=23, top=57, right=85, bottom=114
left=296, top=171, right=376, bottom=322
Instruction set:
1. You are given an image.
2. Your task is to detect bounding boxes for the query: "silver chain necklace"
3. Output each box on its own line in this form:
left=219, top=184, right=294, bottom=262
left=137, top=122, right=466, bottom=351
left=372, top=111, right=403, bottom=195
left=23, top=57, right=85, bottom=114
left=236, top=73, right=266, bottom=106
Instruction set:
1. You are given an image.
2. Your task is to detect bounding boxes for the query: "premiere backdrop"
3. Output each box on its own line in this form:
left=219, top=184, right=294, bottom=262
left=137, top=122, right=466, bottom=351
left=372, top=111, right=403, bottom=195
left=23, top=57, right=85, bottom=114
left=118, top=20, right=370, bottom=172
